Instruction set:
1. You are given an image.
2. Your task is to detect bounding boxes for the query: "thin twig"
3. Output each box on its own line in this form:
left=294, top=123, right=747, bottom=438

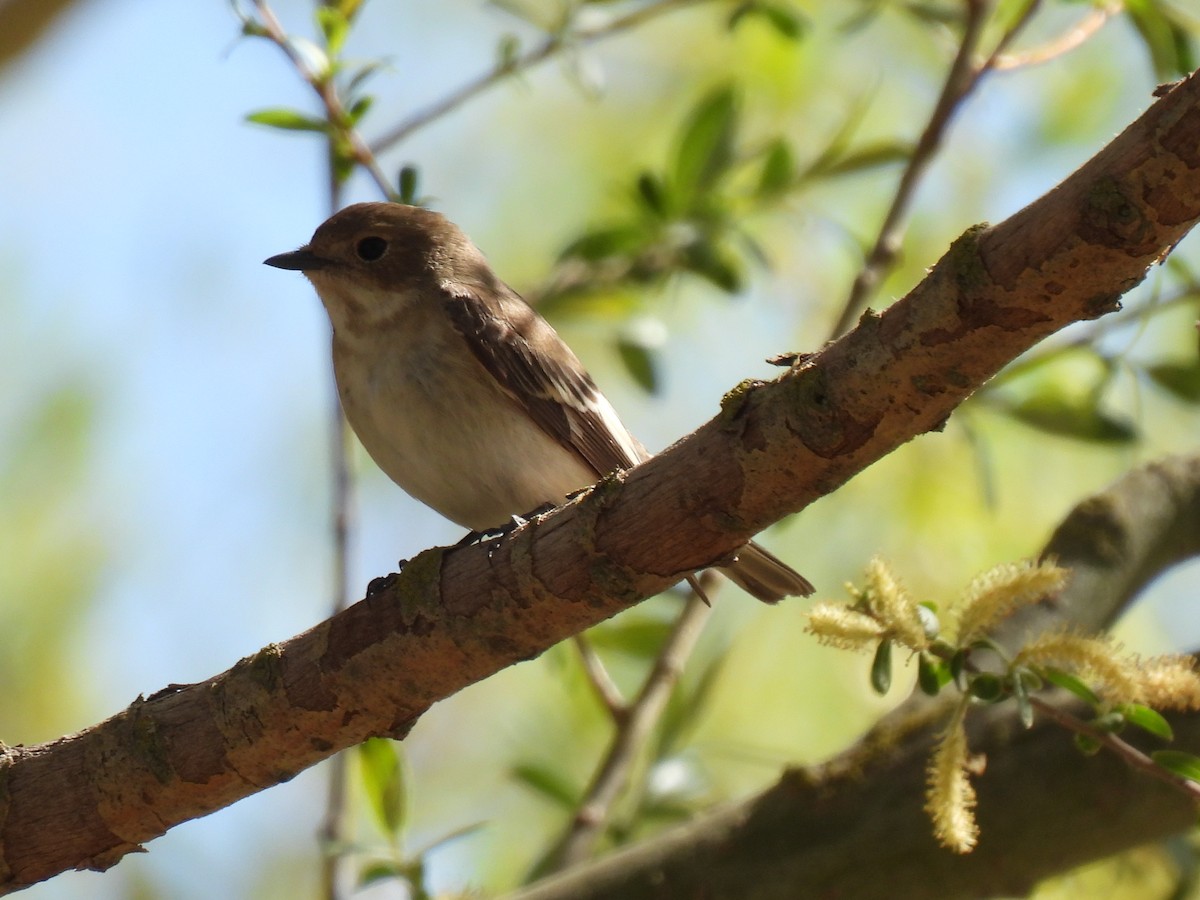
left=538, top=578, right=717, bottom=875
left=251, top=0, right=395, bottom=198
left=369, top=0, right=708, bottom=155
left=317, top=57, right=356, bottom=900
left=827, top=0, right=1040, bottom=340
left=1029, top=695, right=1200, bottom=803
left=993, top=2, right=1121, bottom=71
left=574, top=636, right=629, bottom=722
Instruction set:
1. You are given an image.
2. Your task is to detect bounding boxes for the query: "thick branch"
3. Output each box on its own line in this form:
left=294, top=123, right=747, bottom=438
left=2, top=69, right=1200, bottom=894
left=510, top=693, right=1200, bottom=900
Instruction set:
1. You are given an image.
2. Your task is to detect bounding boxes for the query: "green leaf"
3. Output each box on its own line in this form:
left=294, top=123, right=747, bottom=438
left=511, top=762, right=579, bottom=809
left=315, top=5, right=350, bottom=55
left=1042, top=667, right=1101, bottom=706
left=588, top=616, right=673, bottom=659
left=337, top=0, right=365, bottom=22
left=1152, top=750, right=1200, bottom=783
left=635, top=172, right=670, bottom=216
left=398, top=165, right=420, bottom=205
left=728, top=2, right=809, bottom=40
left=358, top=860, right=412, bottom=888
left=1123, top=703, right=1174, bottom=741
left=757, top=138, right=794, bottom=197
left=813, top=140, right=913, bottom=179
left=358, top=737, right=407, bottom=837
left=1147, top=361, right=1200, bottom=403
left=999, top=390, right=1138, bottom=444
left=870, top=639, right=892, bottom=695
left=617, top=339, right=659, bottom=394
left=560, top=225, right=646, bottom=262
left=917, top=652, right=945, bottom=696
left=347, top=94, right=373, bottom=126
left=245, top=108, right=330, bottom=133
left=1074, top=733, right=1102, bottom=755
left=683, top=239, right=744, bottom=293
left=673, top=86, right=739, bottom=202
left=1125, top=0, right=1196, bottom=78
left=968, top=672, right=1003, bottom=703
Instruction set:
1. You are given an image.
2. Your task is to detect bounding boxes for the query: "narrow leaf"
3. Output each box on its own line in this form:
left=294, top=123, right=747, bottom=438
left=511, top=762, right=579, bottom=809
left=1123, top=703, right=1174, bottom=741
left=673, top=86, right=739, bottom=201
left=757, top=138, right=794, bottom=197
left=1042, top=666, right=1101, bottom=706
left=617, top=339, right=659, bottom=394
left=245, top=108, right=330, bottom=133
left=1147, top=362, right=1200, bottom=403
left=358, top=737, right=406, bottom=837
left=1000, top=390, right=1138, bottom=444
left=870, top=639, right=892, bottom=695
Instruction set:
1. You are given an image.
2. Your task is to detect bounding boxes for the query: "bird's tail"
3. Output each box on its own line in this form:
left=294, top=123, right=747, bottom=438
left=718, top=541, right=814, bottom=604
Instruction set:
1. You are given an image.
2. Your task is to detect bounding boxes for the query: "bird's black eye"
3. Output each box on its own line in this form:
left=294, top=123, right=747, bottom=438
left=356, top=236, right=388, bottom=262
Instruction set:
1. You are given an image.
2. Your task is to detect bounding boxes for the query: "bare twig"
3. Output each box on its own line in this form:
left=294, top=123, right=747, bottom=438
left=251, top=0, right=395, bottom=198
left=827, top=0, right=1039, bottom=339
left=317, top=105, right=356, bottom=900
left=369, top=0, right=708, bottom=155
left=993, top=2, right=1122, bottom=71
left=574, top=636, right=628, bottom=722
left=536, top=577, right=718, bottom=876
left=1028, top=695, right=1200, bottom=803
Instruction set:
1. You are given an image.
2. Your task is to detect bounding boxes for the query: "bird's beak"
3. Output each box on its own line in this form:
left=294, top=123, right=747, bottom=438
left=263, top=247, right=332, bottom=271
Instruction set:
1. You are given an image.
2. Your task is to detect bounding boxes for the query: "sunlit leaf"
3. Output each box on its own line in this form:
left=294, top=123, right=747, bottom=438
left=673, top=86, right=739, bottom=202
left=1123, top=703, right=1174, bottom=741
left=728, top=1, right=809, bottom=40
left=245, top=108, right=329, bottom=133
left=1125, top=0, right=1196, bottom=79
left=358, top=737, right=407, bottom=837
left=315, top=5, right=349, bottom=55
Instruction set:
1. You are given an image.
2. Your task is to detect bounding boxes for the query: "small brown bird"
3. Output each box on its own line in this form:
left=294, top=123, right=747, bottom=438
left=265, top=202, right=813, bottom=602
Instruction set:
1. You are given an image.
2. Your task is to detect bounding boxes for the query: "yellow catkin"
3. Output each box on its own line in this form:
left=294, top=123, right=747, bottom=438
left=1135, top=655, right=1200, bottom=711
left=954, top=560, right=1068, bottom=644
left=1015, top=631, right=1143, bottom=705
left=925, top=706, right=979, bottom=854
left=863, top=557, right=928, bottom=651
left=806, top=604, right=885, bottom=651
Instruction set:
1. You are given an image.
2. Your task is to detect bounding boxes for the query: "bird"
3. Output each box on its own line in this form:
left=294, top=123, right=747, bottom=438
left=265, top=202, right=813, bottom=603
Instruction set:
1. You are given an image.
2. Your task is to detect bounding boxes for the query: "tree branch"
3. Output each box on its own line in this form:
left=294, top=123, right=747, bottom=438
left=2, top=66, right=1199, bottom=895
left=508, top=450, right=1200, bottom=900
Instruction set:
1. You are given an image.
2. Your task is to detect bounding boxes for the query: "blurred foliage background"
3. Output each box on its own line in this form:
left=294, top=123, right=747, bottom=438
left=1, top=0, right=1199, bottom=897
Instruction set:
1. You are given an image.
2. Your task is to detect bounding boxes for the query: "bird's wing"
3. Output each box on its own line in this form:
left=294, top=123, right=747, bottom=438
left=441, top=284, right=645, bottom=477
